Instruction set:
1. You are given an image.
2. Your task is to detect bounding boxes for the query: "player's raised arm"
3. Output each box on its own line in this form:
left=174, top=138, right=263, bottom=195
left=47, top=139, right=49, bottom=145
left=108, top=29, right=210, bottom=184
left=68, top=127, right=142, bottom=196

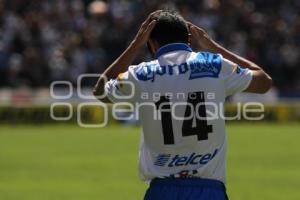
left=189, top=23, right=272, bottom=94
left=93, top=11, right=160, bottom=103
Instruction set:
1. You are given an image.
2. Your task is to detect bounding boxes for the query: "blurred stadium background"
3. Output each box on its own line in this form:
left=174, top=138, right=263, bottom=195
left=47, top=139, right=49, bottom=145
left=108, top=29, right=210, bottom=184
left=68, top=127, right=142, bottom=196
left=0, top=0, right=299, bottom=200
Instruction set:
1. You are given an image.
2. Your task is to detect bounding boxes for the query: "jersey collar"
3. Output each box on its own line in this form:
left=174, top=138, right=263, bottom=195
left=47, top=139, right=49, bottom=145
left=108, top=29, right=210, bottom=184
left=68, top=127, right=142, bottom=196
left=155, top=43, right=192, bottom=59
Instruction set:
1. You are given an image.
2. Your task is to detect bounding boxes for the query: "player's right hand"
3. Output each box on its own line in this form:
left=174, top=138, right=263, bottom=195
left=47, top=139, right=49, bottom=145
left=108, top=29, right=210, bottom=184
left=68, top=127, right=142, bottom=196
left=132, top=10, right=162, bottom=48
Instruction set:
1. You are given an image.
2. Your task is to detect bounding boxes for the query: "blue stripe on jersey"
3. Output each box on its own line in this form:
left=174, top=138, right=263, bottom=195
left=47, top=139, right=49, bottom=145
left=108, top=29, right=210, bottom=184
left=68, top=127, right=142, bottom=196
left=155, top=43, right=192, bottom=58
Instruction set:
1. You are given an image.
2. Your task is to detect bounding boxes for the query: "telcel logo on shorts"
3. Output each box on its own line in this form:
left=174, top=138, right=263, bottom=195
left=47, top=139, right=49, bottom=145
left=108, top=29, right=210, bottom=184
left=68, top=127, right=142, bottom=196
left=154, top=149, right=218, bottom=167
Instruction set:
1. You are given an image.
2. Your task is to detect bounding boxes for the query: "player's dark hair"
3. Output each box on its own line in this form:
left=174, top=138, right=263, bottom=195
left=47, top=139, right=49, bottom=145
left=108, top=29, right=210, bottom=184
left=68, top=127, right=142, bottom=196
left=150, top=11, right=188, bottom=47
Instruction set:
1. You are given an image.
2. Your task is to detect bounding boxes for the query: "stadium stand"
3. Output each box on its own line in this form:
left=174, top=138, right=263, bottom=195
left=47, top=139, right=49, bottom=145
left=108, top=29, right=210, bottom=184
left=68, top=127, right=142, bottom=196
left=0, top=0, right=299, bottom=123
left=0, top=0, right=299, bottom=96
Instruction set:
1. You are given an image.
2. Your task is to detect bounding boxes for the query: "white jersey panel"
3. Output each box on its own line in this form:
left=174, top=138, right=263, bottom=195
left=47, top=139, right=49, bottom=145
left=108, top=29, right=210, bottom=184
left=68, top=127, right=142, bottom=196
left=105, top=43, right=253, bottom=184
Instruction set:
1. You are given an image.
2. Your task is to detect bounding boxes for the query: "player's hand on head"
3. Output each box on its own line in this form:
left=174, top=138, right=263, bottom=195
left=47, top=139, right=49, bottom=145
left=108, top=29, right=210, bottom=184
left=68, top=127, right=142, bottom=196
left=132, top=10, right=162, bottom=48
left=188, top=22, right=219, bottom=52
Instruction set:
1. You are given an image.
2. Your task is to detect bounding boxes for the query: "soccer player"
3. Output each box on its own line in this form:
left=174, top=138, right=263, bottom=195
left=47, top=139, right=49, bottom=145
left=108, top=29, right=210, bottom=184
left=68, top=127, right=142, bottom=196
left=93, top=10, right=272, bottom=200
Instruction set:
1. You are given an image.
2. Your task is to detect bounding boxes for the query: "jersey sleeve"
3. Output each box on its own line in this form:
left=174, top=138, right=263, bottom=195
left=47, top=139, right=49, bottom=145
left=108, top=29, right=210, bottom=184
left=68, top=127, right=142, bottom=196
left=220, top=57, right=253, bottom=97
left=105, top=66, right=141, bottom=103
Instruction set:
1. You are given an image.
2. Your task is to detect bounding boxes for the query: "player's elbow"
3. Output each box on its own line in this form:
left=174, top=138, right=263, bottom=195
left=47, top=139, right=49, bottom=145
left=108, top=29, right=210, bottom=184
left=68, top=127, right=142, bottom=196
left=93, top=87, right=111, bottom=103
left=246, top=71, right=273, bottom=94
left=93, top=86, right=104, bottom=100
left=93, top=88, right=100, bottom=98
left=258, top=74, right=272, bottom=94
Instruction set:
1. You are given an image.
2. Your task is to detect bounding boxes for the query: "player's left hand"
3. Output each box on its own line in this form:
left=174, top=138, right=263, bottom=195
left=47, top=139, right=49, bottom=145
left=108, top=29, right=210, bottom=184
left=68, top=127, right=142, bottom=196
left=132, top=10, right=161, bottom=48
left=188, top=22, right=219, bottom=51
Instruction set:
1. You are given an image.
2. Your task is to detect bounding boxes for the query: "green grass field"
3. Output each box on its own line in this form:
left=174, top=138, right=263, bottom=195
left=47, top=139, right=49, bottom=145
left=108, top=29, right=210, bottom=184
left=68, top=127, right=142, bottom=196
left=0, top=123, right=299, bottom=200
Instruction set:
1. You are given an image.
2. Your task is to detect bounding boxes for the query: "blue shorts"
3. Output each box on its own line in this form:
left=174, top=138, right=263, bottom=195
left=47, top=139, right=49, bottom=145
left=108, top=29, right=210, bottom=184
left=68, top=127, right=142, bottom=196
left=144, top=178, right=228, bottom=200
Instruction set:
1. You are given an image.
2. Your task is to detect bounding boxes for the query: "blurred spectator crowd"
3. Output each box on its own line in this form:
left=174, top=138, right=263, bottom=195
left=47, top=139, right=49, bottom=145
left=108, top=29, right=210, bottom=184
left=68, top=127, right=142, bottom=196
left=0, top=0, right=299, bottom=95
